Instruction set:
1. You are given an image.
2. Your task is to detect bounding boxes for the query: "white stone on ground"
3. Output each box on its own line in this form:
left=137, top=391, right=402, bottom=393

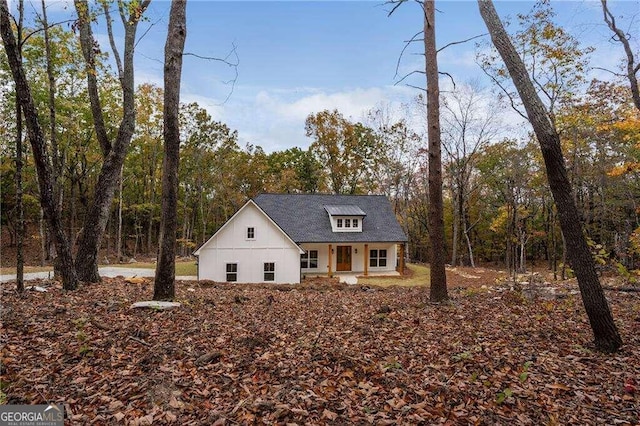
left=130, top=301, right=181, bottom=310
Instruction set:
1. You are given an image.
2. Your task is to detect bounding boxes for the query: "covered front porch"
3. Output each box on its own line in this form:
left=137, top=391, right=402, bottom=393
left=299, top=242, right=405, bottom=281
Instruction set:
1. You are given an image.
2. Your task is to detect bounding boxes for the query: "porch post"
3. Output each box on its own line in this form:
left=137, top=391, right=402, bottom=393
left=364, top=244, right=369, bottom=276
left=397, top=243, right=405, bottom=274
left=328, top=244, right=332, bottom=278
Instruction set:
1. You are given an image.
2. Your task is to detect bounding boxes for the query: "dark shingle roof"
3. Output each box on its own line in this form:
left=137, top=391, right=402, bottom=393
left=253, top=193, right=408, bottom=243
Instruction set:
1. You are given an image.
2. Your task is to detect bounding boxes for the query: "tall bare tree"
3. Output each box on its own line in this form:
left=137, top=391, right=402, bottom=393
left=154, top=0, right=187, bottom=300
left=442, top=82, right=500, bottom=267
left=478, top=0, right=622, bottom=352
left=601, top=0, right=640, bottom=112
left=423, top=0, right=448, bottom=302
left=73, top=0, right=150, bottom=282
left=1, top=0, right=78, bottom=290
left=13, top=0, right=25, bottom=292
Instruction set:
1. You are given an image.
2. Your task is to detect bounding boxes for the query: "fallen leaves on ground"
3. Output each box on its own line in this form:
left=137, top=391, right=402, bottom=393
left=1, top=277, right=638, bottom=425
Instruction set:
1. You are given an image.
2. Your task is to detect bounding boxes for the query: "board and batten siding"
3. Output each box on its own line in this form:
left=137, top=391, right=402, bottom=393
left=197, top=202, right=302, bottom=284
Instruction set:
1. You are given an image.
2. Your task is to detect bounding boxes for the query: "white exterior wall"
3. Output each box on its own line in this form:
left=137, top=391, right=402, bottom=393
left=197, top=203, right=301, bottom=284
left=300, top=242, right=398, bottom=275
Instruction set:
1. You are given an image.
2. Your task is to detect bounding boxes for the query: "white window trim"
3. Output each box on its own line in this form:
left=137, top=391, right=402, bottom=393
left=331, top=216, right=363, bottom=232
left=263, top=262, right=275, bottom=282
left=226, top=263, right=238, bottom=282
left=301, top=250, right=319, bottom=270
left=246, top=226, right=255, bottom=240
left=369, top=248, right=388, bottom=268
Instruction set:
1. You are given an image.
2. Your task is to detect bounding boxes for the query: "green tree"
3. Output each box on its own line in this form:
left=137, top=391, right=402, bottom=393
left=266, top=147, right=325, bottom=193
left=306, top=109, right=382, bottom=194
left=1, top=0, right=78, bottom=289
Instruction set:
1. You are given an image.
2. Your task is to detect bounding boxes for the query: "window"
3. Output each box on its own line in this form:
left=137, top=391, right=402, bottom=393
left=301, top=250, right=318, bottom=269
left=332, top=216, right=362, bottom=232
left=226, top=263, right=237, bottom=282
left=264, top=262, right=275, bottom=281
left=247, top=227, right=255, bottom=239
left=369, top=249, right=387, bottom=267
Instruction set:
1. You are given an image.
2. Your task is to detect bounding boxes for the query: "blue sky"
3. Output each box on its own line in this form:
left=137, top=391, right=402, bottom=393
left=21, top=1, right=640, bottom=151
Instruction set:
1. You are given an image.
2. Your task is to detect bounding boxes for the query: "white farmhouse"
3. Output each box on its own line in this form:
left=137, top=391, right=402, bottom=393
left=193, top=193, right=408, bottom=284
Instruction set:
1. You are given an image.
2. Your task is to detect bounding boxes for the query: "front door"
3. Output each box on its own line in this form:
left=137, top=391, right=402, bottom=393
left=336, top=246, right=352, bottom=271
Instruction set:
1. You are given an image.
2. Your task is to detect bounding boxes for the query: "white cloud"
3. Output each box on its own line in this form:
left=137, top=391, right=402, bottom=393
left=255, top=86, right=413, bottom=123
left=180, top=85, right=421, bottom=153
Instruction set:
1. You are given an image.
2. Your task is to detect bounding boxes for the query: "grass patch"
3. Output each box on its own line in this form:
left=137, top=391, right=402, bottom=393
left=358, top=263, right=430, bottom=287
left=2, top=261, right=197, bottom=277
left=0, top=266, right=53, bottom=275
left=110, top=261, right=197, bottom=276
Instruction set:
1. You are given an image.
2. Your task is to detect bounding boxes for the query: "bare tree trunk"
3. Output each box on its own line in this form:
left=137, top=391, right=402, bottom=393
left=182, top=189, right=189, bottom=257
left=14, top=0, right=24, bottom=292
left=478, top=0, right=622, bottom=352
left=450, top=194, right=459, bottom=266
left=561, top=232, right=567, bottom=280
left=154, top=0, right=187, bottom=301
left=73, top=0, right=150, bottom=282
left=39, top=208, right=45, bottom=267
left=464, top=224, right=475, bottom=268
left=1, top=0, right=78, bottom=290
left=551, top=210, right=558, bottom=280
left=41, top=0, right=66, bottom=278
left=15, top=99, right=24, bottom=293
left=117, top=166, right=123, bottom=262
left=41, top=0, right=62, bottom=212
left=424, top=0, right=448, bottom=302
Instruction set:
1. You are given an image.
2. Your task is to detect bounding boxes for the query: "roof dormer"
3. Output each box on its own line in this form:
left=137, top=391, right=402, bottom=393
left=324, top=205, right=366, bottom=233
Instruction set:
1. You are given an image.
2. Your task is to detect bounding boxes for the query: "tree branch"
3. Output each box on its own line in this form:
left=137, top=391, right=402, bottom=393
left=601, top=0, right=640, bottom=111
left=394, top=30, right=423, bottom=80
left=439, top=71, right=456, bottom=89
left=102, top=1, right=123, bottom=81
left=385, top=0, right=409, bottom=17
left=184, top=43, right=240, bottom=105
left=591, top=66, right=626, bottom=78
left=406, top=84, right=427, bottom=92
left=394, top=69, right=425, bottom=86
left=437, top=33, right=487, bottom=53
left=479, top=65, right=528, bottom=121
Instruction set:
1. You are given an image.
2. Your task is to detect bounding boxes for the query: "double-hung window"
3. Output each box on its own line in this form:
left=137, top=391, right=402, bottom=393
left=247, top=227, right=255, bottom=240
left=336, top=219, right=343, bottom=228
left=226, top=263, right=238, bottom=282
left=301, top=250, right=318, bottom=269
left=264, top=262, right=275, bottom=281
left=345, top=219, right=351, bottom=228
left=369, top=249, right=387, bottom=267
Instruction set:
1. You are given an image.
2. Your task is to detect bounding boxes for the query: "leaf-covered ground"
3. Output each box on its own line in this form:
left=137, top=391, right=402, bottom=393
left=1, top=275, right=638, bottom=425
